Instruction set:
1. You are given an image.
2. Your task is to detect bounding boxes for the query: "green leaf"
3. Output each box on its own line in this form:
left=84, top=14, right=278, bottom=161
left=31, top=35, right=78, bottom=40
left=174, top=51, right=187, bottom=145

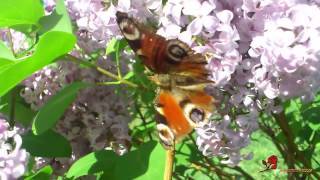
left=123, top=71, right=134, bottom=80
left=22, top=130, right=72, bottom=157
left=32, top=82, right=90, bottom=135
left=38, top=0, right=73, bottom=34
left=0, top=0, right=44, bottom=28
left=0, top=104, right=6, bottom=110
left=0, top=86, right=36, bottom=126
left=314, top=166, right=320, bottom=172
left=0, top=62, right=14, bottom=73
left=24, top=165, right=53, bottom=180
left=106, top=38, right=127, bottom=55
left=0, top=59, right=14, bottom=69
left=184, top=169, right=212, bottom=180
left=0, top=41, right=15, bottom=68
left=297, top=125, right=313, bottom=143
left=106, top=38, right=117, bottom=55
left=66, top=141, right=165, bottom=180
left=175, top=140, right=202, bottom=166
left=136, top=142, right=165, bottom=180
left=302, top=106, right=320, bottom=131
left=283, top=99, right=302, bottom=122
left=0, top=31, right=76, bottom=97
left=0, top=41, right=15, bottom=60
left=130, top=122, right=156, bottom=144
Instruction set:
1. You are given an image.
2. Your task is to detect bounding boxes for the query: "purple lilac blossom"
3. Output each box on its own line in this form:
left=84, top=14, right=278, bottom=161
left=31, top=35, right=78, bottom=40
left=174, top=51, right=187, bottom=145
left=159, top=0, right=320, bottom=165
left=18, top=0, right=159, bottom=174
left=20, top=60, right=132, bottom=173
left=0, top=118, right=29, bottom=180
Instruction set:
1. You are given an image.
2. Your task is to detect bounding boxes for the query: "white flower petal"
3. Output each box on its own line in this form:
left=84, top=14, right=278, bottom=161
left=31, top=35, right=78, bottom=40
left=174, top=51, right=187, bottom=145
left=216, top=10, right=234, bottom=24
left=187, top=18, right=203, bottom=35
left=182, top=0, right=201, bottom=16
left=202, top=15, right=218, bottom=30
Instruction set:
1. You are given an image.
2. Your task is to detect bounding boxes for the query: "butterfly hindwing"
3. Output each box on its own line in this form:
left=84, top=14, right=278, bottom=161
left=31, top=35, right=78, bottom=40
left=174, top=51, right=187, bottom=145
left=155, top=88, right=213, bottom=149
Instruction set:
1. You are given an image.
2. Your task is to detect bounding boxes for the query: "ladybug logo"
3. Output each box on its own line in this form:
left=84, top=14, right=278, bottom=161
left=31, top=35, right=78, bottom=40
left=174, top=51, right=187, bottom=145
left=260, top=155, right=278, bottom=172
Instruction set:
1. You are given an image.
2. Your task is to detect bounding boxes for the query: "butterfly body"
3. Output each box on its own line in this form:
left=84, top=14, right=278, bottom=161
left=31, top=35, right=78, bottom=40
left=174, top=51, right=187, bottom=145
left=116, top=12, right=215, bottom=149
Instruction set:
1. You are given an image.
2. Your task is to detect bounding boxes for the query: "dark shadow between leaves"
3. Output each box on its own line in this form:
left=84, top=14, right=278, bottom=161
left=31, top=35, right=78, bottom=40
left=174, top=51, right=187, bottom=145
left=38, top=11, right=63, bottom=35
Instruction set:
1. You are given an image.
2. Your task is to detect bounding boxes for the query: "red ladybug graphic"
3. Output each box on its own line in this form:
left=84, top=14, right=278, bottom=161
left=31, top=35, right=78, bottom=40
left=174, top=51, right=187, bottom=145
left=260, top=155, right=278, bottom=172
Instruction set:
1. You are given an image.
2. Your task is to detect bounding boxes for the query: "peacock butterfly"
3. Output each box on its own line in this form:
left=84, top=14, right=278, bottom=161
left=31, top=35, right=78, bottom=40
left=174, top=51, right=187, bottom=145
left=116, top=11, right=215, bottom=149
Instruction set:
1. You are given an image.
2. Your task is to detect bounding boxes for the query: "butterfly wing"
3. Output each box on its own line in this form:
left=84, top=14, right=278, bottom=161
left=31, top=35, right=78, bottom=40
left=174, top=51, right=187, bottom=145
left=116, top=11, right=215, bottom=149
left=155, top=88, right=214, bottom=149
left=116, top=11, right=210, bottom=82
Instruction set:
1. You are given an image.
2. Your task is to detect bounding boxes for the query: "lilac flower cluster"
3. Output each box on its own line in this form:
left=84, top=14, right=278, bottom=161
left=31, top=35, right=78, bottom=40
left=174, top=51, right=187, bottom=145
left=21, top=66, right=66, bottom=110
left=196, top=114, right=255, bottom=166
left=156, top=0, right=320, bottom=165
left=20, top=60, right=132, bottom=172
left=65, top=0, right=117, bottom=53
left=247, top=2, right=320, bottom=101
left=0, top=117, right=29, bottom=180
left=10, top=1, right=137, bottom=173
left=5, top=0, right=134, bottom=175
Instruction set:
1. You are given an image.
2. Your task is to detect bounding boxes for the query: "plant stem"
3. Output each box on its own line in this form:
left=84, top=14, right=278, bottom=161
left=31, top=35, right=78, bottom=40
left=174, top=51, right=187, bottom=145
left=135, top=103, right=153, bottom=140
left=259, top=121, right=288, bottom=165
left=164, top=147, right=175, bottom=180
left=8, top=87, right=17, bottom=128
left=65, top=54, right=138, bottom=88
left=232, top=166, right=255, bottom=180
left=7, top=29, right=16, bottom=57
left=115, top=42, right=122, bottom=78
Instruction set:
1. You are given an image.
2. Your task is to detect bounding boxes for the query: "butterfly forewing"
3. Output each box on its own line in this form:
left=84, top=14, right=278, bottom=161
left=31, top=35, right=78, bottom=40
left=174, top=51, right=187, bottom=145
left=116, top=12, right=209, bottom=79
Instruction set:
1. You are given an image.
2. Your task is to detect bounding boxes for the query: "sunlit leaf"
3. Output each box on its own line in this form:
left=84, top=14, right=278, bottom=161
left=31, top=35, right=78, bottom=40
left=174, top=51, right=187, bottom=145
left=123, top=71, right=134, bottom=80
left=0, top=0, right=44, bottom=28
left=66, top=141, right=165, bottom=180
left=0, top=59, right=14, bottom=69
left=24, top=165, right=53, bottom=180
left=0, top=41, right=15, bottom=60
left=106, top=38, right=127, bottom=55
left=106, top=38, right=118, bottom=55
left=0, top=31, right=76, bottom=97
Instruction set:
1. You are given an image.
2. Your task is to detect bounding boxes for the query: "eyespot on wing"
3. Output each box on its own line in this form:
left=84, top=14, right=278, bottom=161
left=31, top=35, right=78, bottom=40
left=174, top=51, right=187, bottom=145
left=156, top=90, right=193, bottom=139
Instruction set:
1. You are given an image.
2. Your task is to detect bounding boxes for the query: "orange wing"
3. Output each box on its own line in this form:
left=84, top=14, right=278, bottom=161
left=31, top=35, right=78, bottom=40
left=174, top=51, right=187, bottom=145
left=155, top=88, right=214, bottom=149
